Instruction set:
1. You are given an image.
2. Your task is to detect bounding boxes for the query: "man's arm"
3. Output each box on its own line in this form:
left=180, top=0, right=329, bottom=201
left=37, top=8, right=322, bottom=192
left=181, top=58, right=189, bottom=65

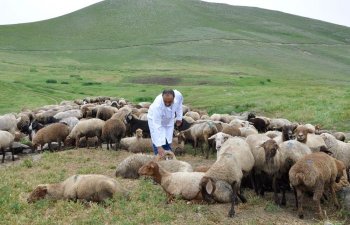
left=175, top=91, right=183, bottom=123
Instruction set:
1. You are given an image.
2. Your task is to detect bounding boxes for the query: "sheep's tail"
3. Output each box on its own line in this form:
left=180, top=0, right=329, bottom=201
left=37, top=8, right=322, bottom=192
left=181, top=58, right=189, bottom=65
left=289, top=170, right=317, bottom=187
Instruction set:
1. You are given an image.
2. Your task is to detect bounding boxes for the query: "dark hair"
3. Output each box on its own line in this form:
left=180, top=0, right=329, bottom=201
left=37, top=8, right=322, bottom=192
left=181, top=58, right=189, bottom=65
left=162, top=89, right=175, bottom=97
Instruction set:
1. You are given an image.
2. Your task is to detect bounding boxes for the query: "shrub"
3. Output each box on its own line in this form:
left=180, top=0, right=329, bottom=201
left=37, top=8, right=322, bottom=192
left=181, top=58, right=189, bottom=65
left=46, top=79, right=57, bottom=84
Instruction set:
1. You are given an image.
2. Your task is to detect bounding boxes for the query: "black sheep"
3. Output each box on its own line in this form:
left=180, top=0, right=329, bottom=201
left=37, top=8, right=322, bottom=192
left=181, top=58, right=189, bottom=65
left=125, top=114, right=150, bottom=137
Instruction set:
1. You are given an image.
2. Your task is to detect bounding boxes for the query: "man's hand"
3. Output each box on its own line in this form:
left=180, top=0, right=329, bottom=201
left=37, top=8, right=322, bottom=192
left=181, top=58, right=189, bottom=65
left=176, top=120, right=182, bottom=127
left=157, top=146, right=165, bottom=157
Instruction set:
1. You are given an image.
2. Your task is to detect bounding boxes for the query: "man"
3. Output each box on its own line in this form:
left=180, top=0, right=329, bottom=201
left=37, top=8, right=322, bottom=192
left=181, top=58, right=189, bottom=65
left=147, top=89, right=183, bottom=156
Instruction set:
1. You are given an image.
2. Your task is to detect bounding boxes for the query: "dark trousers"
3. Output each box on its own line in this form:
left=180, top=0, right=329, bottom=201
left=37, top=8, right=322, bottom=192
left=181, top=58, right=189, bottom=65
left=152, top=139, right=172, bottom=155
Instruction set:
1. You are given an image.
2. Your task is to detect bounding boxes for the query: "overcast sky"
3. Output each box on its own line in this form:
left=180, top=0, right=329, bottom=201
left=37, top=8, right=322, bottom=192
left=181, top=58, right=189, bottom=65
left=0, top=0, right=349, bottom=27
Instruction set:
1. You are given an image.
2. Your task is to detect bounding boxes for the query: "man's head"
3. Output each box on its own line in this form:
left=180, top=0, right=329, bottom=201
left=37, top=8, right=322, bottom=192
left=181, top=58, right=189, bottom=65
left=162, top=89, right=175, bottom=107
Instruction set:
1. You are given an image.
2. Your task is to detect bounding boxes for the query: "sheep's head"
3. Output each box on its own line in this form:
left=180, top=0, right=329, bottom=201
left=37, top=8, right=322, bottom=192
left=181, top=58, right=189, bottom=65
left=334, top=159, right=346, bottom=183
left=136, top=129, right=143, bottom=138
left=282, top=124, right=297, bottom=141
left=27, top=185, right=48, bottom=203
left=208, top=132, right=231, bottom=151
left=174, top=131, right=186, bottom=144
left=260, top=139, right=279, bottom=162
left=294, top=126, right=313, bottom=143
left=125, top=113, right=134, bottom=123
left=200, top=177, right=216, bottom=204
left=320, top=133, right=338, bottom=149
left=138, top=161, right=159, bottom=177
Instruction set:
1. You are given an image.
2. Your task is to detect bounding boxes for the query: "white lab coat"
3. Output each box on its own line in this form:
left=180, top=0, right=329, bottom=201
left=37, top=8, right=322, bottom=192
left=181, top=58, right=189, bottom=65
left=147, top=90, right=183, bottom=147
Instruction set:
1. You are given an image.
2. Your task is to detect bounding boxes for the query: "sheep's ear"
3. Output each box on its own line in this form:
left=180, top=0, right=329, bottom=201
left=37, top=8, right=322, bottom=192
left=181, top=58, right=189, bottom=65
left=208, top=134, right=217, bottom=140
left=205, top=179, right=215, bottom=195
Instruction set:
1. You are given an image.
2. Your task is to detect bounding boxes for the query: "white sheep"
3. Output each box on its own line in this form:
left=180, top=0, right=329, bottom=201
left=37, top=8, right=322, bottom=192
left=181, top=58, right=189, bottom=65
left=321, top=133, right=350, bottom=170
left=267, top=118, right=292, bottom=131
left=0, top=130, right=15, bottom=163
left=120, top=129, right=153, bottom=153
left=53, top=109, right=83, bottom=120
left=59, top=117, right=79, bottom=131
left=27, top=174, right=128, bottom=203
left=0, top=114, right=18, bottom=134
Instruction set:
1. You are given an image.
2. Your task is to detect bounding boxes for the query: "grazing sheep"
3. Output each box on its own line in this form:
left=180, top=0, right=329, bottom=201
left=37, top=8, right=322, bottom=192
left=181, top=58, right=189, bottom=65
left=17, top=112, right=33, bottom=134
left=238, top=126, right=258, bottom=138
left=0, top=130, right=15, bottom=163
left=333, top=132, right=346, bottom=142
left=120, top=129, right=153, bottom=153
left=32, top=123, right=70, bottom=152
left=294, top=126, right=326, bottom=152
left=222, top=125, right=241, bottom=137
left=267, top=118, right=292, bottom=131
left=53, top=109, right=83, bottom=120
left=27, top=174, right=128, bottom=203
left=266, top=130, right=282, bottom=139
left=289, top=152, right=345, bottom=219
left=35, top=110, right=58, bottom=125
left=172, top=132, right=186, bottom=156
left=321, top=133, right=350, bottom=170
left=102, top=118, right=126, bottom=150
left=65, top=118, right=105, bottom=149
left=125, top=113, right=150, bottom=137
left=181, top=121, right=218, bottom=159
left=0, top=114, right=18, bottom=133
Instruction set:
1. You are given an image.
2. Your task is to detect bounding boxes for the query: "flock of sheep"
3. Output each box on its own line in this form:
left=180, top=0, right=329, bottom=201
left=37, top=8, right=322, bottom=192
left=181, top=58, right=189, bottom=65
left=1, top=95, right=350, bottom=221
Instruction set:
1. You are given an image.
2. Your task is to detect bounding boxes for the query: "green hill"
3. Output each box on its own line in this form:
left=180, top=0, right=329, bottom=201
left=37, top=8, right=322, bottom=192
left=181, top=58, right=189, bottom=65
left=0, top=0, right=349, bottom=130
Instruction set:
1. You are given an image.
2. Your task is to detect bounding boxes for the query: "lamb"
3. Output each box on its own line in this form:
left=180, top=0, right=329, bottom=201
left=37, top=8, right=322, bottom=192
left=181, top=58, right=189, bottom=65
left=120, top=129, right=153, bottom=153
left=289, top=152, right=345, bottom=219
left=96, top=106, right=118, bottom=121
left=172, top=132, right=186, bottom=156
left=27, top=174, right=128, bottom=203
left=0, top=114, right=18, bottom=134
left=181, top=121, right=218, bottom=159
left=246, top=134, right=283, bottom=203
left=321, top=133, right=350, bottom=170
left=294, top=125, right=326, bottom=152
left=115, top=152, right=192, bottom=179
left=32, top=123, right=70, bottom=152
left=102, top=118, right=126, bottom=150
left=125, top=113, right=150, bottom=137
left=53, top=109, right=83, bottom=120
left=185, top=111, right=200, bottom=121
left=65, top=118, right=105, bottom=149
left=0, top=130, right=15, bottom=163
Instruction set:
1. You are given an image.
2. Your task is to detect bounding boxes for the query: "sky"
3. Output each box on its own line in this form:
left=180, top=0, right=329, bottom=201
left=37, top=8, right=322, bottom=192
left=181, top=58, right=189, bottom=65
left=0, top=0, right=349, bottom=27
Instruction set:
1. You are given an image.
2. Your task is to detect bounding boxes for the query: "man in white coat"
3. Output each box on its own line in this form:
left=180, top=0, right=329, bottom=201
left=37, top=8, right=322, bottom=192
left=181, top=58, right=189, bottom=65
left=147, top=89, right=183, bottom=156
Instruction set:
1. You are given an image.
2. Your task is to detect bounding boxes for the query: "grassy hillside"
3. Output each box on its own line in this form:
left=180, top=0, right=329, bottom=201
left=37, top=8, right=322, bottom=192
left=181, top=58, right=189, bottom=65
left=0, top=0, right=349, bottom=130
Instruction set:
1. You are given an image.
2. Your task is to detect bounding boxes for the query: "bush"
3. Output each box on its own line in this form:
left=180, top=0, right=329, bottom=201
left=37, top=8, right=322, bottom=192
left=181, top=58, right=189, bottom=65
left=46, top=79, right=57, bottom=84
left=30, top=68, right=38, bottom=72
left=259, top=81, right=265, bottom=85
left=134, top=96, right=153, bottom=102
left=61, top=81, right=69, bottom=84
left=82, top=82, right=101, bottom=86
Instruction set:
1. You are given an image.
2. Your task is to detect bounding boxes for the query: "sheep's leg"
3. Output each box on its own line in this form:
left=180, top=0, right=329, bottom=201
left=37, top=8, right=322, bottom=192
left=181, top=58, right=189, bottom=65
left=114, top=137, right=118, bottom=151
left=272, top=175, right=280, bottom=205
left=228, top=183, right=238, bottom=218
left=11, top=146, right=14, bottom=161
left=293, top=187, right=298, bottom=210
left=313, top=180, right=324, bottom=219
left=58, top=140, right=61, bottom=151
left=106, top=139, right=110, bottom=150
left=330, top=183, right=340, bottom=209
left=205, top=138, right=209, bottom=159
left=1, top=148, right=5, bottom=163
left=193, top=138, right=197, bottom=156
left=251, top=169, right=259, bottom=195
left=48, top=142, right=52, bottom=152
left=258, top=173, right=265, bottom=196
left=296, top=188, right=304, bottom=219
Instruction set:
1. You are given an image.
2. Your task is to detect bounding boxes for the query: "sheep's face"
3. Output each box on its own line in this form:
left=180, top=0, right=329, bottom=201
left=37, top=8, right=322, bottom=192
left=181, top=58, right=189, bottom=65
left=295, top=127, right=309, bottom=143
left=138, top=161, right=158, bottom=176
left=208, top=132, right=230, bottom=151
left=282, top=125, right=296, bottom=140
left=261, top=139, right=279, bottom=161
left=136, top=129, right=143, bottom=138
left=27, top=185, right=48, bottom=203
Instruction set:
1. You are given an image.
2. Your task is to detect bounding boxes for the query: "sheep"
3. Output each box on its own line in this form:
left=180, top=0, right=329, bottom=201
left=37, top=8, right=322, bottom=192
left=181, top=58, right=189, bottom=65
left=222, top=125, right=241, bottom=137
left=96, top=106, right=117, bottom=121
left=248, top=117, right=269, bottom=133
left=321, top=133, right=350, bottom=170
left=0, top=114, right=18, bottom=134
left=238, top=126, right=258, bottom=137
left=246, top=134, right=283, bottom=203
left=229, top=119, right=250, bottom=128
left=294, top=125, right=326, bottom=152
left=181, top=121, right=218, bottom=159
left=53, top=109, right=82, bottom=120
left=265, top=130, right=281, bottom=139
left=120, top=129, right=153, bottom=153
left=17, top=112, right=33, bottom=134
left=0, top=130, right=15, bottom=163
left=59, top=117, right=79, bottom=131
left=210, top=114, right=221, bottom=121
left=333, top=132, right=346, bottom=142
left=34, top=110, right=58, bottom=124
left=27, top=174, right=128, bottom=203
left=183, top=116, right=195, bottom=124
left=273, top=124, right=297, bottom=144
left=267, top=118, right=292, bottom=131
left=125, top=113, right=150, bottom=137
left=289, top=152, right=345, bottom=219
left=199, top=136, right=252, bottom=217
left=115, top=152, right=192, bottom=179
left=102, top=118, right=126, bottom=150
left=172, top=131, right=186, bottom=156
left=185, top=111, right=200, bottom=121
left=32, top=123, right=70, bottom=152
left=200, top=115, right=210, bottom=120
left=65, top=118, right=105, bottom=149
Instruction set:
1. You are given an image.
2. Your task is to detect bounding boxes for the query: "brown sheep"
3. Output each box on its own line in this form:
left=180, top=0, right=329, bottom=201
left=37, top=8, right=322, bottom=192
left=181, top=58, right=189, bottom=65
left=222, top=125, right=241, bottom=137
left=102, top=118, right=126, bottom=150
left=96, top=106, right=116, bottom=121
left=294, top=126, right=326, bottom=152
left=289, top=152, right=345, bottom=219
left=32, top=123, right=70, bottom=152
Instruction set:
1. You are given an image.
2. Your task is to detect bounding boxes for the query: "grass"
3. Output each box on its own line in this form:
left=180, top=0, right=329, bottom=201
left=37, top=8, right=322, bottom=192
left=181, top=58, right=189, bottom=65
left=0, top=148, right=348, bottom=225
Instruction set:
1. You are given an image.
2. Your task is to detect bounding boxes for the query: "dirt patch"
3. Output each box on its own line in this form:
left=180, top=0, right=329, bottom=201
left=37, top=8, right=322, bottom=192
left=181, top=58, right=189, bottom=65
left=130, top=76, right=182, bottom=85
